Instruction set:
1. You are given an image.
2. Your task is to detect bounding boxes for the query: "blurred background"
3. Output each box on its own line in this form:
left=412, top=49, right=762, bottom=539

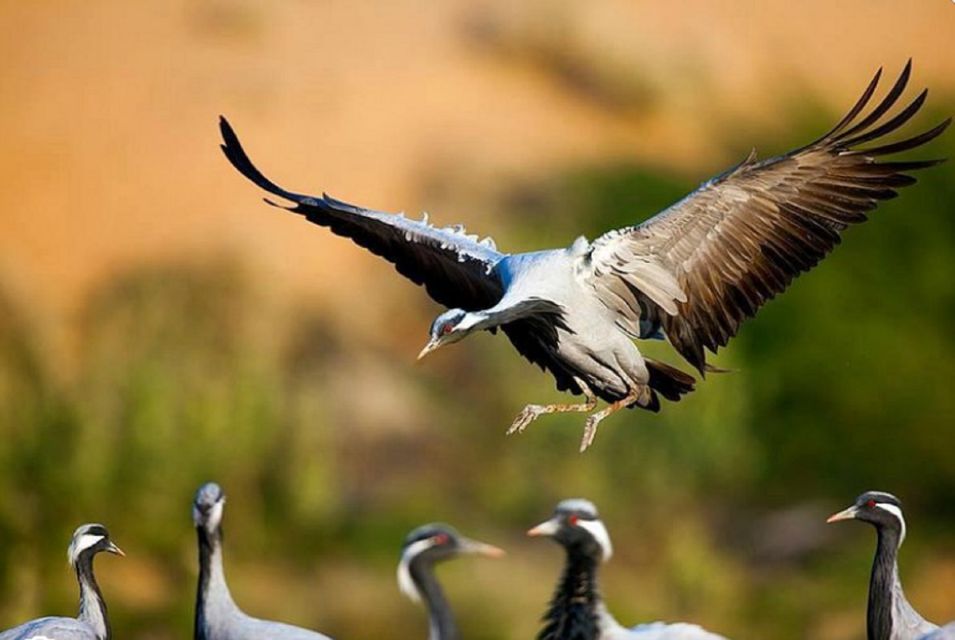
left=1, top=1, right=954, bottom=639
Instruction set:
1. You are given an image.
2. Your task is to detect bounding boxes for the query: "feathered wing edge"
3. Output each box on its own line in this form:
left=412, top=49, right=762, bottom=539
left=218, top=116, right=508, bottom=311
left=656, top=61, right=949, bottom=373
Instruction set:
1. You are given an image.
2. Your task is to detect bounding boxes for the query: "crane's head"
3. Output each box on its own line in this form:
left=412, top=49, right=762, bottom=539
left=417, top=309, right=482, bottom=360
left=68, top=523, right=124, bottom=567
left=193, top=482, right=226, bottom=533
left=528, top=498, right=613, bottom=562
left=827, top=490, right=906, bottom=545
left=397, top=523, right=504, bottom=602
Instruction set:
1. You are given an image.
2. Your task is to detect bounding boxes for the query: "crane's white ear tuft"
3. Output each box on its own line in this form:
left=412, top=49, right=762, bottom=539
left=577, top=519, right=613, bottom=562
left=68, top=534, right=105, bottom=565
left=876, top=502, right=907, bottom=545
left=397, top=538, right=438, bottom=603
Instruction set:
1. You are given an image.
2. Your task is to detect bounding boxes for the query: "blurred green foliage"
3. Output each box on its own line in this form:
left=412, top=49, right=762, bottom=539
left=0, top=112, right=953, bottom=640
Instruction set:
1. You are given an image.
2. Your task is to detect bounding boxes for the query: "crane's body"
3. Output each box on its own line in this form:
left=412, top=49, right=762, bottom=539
left=529, top=500, right=729, bottom=640
left=828, top=492, right=942, bottom=640
left=220, top=61, right=947, bottom=450
left=0, top=525, right=123, bottom=640
left=192, top=483, right=334, bottom=640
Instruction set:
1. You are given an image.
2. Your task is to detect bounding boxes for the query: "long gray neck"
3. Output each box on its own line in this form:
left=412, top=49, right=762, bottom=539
left=537, top=546, right=601, bottom=640
left=410, top=559, right=458, bottom=640
left=869, top=527, right=906, bottom=640
left=196, top=525, right=240, bottom=640
left=75, top=553, right=110, bottom=640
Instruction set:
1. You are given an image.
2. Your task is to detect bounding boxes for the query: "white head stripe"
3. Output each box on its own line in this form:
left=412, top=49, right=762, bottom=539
left=208, top=500, right=224, bottom=528
left=25, top=635, right=57, bottom=640
left=577, top=519, right=613, bottom=562
left=397, top=538, right=438, bottom=603
left=876, top=503, right=907, bottom=545
left=69, top=534, right=105, bottom=563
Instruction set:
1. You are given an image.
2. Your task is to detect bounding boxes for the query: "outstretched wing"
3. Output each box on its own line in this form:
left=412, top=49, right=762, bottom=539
left=587, top=61, right=949, bottom=372
left=219, top=117, right=508, bottom=311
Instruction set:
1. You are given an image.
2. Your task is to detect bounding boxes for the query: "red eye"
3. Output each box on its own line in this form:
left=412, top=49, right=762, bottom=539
left=866, top=500, right=877, bottom=508
left=433, top=533, right=449, bottom=545
left=568, top=515, right=579, bottom=526
left=441, top=324, right=453, bottom=336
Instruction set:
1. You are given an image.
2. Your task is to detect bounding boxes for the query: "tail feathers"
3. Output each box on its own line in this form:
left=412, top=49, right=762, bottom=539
left=704, top=362, right=733, bottom=374
left=646, top=358, right=696, bottom=402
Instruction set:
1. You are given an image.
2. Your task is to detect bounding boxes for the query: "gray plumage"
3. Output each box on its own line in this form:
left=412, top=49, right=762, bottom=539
left=192, top=483, right=333, bottom=640
left=0, top=524, right=123, bottom=640
left=529, top=499, right=728, bottom=640
left=220, top=60, right=948, bottom=451
left=397, top=523, right=504, bottom=640
left=828, top=491, right=940, bottom=640
left=921, top=624, right=955, bottom=640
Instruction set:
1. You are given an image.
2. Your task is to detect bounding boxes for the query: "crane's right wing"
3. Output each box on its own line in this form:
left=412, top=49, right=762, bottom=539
left=219, top=117, right=508, bottom=311
left=586, top=61, right=949, bottom=373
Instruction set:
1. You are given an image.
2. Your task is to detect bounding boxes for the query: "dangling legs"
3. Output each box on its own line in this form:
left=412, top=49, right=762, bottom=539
left=507, top=377, right=597, bottom=435
left=578, top=390, right=641, bottom=453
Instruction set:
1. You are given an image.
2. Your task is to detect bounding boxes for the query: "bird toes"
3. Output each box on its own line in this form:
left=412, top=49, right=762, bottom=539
left=579, top=416, right=601, bottom=453
left=507, top=405, right=544, bottom=435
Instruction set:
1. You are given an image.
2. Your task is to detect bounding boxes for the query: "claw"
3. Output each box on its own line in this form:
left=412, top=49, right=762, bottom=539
left=579, top=415, right=601, bottom=452
left=507, top=405, right=544, bottom=435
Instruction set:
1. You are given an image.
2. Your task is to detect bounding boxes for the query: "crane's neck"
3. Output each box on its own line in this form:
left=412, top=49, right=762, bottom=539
left=537, top=546, right=602, bottom=640
left=75, top=554, right=110, bottom=640
left=868, top=527, right=904, bottom=640
left=410, top=559, right=459, bottom=640
left=196, top=525, right=240, bottom=640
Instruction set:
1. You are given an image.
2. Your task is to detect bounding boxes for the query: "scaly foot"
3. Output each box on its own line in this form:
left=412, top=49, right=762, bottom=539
left=507, top=405, right=548, bottom=435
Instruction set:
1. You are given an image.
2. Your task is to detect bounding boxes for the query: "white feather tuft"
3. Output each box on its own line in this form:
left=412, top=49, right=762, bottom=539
left=68, top=534, right=104, bottom=565
left=876, top=502, right=907, bottom=545
left=396, top=538, right=438, bottom=603
left=577, top=519, right=613, bottom=562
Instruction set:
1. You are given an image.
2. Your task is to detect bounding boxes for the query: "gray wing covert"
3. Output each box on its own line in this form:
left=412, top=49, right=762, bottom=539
left=627, top=622, right=729, bottom=639
left=0, top=617, right=96, bottom=640
left=920, top=623, right=955, bottom=639
left=241, top=617, right=334, bottom=640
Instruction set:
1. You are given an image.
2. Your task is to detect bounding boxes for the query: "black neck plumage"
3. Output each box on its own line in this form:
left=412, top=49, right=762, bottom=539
left=195, top=525, right=222, bottom=640
left=867, top=527, right=900, bottom=640
left=410, top=559, right=459, bottom=640
left=537, top=547, right=601, bottom=640
left=75, top=553, right=110, bottom=640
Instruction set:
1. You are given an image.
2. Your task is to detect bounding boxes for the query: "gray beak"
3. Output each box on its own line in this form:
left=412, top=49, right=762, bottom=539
left=460, top=538, right=506, bottom=558
left=527, top=518, right=560, bottom=538
left=106, top=541, right=126, bottom=557
left=417, top=338, right=441, bottom=361
left=826, top=506, right=859, bottom=523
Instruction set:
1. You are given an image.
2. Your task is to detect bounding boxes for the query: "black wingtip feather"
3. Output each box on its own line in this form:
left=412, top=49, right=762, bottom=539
left=831, top=61, right=913, bottom=144
left=825, top=66, right=882, bottom=140
left=218, top=116, right=311, bottom=204
left=848, top=117, right=951, bottom=157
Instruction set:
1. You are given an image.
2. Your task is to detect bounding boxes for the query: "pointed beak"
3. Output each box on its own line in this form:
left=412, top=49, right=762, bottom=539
left=827, top=506, right=858, bottom=524
left=417, top=339, right=440, bottom=361
left=461, top=538, right=506, bottom=558
left=107, top=541, right=126, bottom=557
left=527, top=518, right=560, bottom=538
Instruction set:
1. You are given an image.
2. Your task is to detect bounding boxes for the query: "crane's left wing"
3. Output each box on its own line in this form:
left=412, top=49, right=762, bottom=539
left=219, top=117, right=507, bottom=311
left=587, top=61, right=949, bottom=373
